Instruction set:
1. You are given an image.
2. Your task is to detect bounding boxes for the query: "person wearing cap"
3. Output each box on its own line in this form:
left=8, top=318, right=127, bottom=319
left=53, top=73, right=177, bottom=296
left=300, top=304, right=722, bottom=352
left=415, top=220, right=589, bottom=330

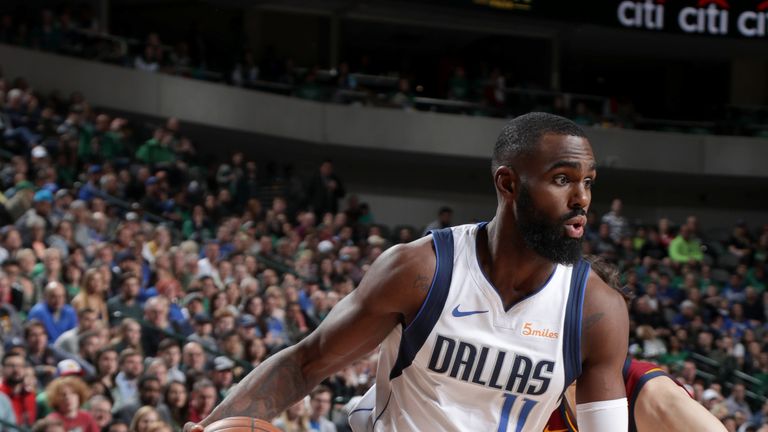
left=182, top=291, right=205, bottom=319
left=187, top=313, right=216, bottom=353
left=212, top=356, right=236, bottom=402
left=15, top=188, right=54, bottom=241
left=4, top=180, right=35, bottom=221
left=76, top=165, right=103, bottom=202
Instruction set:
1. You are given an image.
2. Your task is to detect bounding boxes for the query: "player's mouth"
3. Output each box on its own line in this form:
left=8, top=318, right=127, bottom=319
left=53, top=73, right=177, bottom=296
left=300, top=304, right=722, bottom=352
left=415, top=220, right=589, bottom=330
left=563, top=215, right=586, bottom=238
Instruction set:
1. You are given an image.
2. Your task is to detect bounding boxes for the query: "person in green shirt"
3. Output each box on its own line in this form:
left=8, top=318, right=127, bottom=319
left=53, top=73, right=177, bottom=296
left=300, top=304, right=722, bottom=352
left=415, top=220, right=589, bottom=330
left=136, top=129, right=176, bottom=165
left=668, top=224, right=704, bottom=264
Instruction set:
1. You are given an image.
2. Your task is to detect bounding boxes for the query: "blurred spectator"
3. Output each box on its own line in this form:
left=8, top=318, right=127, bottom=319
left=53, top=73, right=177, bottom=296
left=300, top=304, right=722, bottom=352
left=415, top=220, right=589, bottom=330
left=273, top=399, right=310, bottom=431
left=107, top=273, right=143, bottom=326
left=211, top=356, right=235, bottom=401
left=128, top=405, right=161, bottom=432
left=1, top=351, right=35, bottom=426
left=601, top=198, right=629, bottom=243
left=114, top=374, right=171, bottom=424
left=725, top=383, right=752, bottom=418
left=28, top=282, right=77, bottom=344
left=422, top=206, right=453, bottom=237
left=71, top=268, right=108, bottom=321
left=187, top=379, right=217, bottom=423
left=308, top=385, right=336, bottom=432
left=164, top=380, right=188, bottom=430
left=87, top=394, right=113, bottom=430
left=295, top=70, right=324, bottom=102
left=447, top=66, right=469, bottom=100
left=135, top=46, right=160, bottom=72
left=231, top=51, right=260, bottom=87
left=306, top=161, right=345, bottom=219
left=112, top=349, right=143, bottom=411
left=669, top=224, right=704, bottom=265
left=44, top=376, right=99, bottom=432
left=390, top=78, right=414, bottom=109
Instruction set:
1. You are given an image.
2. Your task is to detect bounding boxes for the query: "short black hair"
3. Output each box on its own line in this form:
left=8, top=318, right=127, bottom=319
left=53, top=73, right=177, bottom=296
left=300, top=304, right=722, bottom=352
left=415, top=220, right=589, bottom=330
left=492, top=112, right=586, bottom=171
left=138, top=374, right=160, bottom=389
left=2, top=351, right=24, bottom=365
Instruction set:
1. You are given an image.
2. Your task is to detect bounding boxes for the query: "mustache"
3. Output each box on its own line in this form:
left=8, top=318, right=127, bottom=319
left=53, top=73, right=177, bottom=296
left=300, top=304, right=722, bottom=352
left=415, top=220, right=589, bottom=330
left=558, top=208, right=587, bottom=223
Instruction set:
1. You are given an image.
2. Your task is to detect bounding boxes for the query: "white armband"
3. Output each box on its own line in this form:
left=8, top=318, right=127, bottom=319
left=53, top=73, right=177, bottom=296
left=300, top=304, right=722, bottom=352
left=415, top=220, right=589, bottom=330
left=576, top=398, right=628, bottom=432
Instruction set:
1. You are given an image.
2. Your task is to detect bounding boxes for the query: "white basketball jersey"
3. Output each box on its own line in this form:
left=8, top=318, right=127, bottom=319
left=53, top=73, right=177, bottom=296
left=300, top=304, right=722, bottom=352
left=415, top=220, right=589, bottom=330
left=349, top=223, right=589, bottom=432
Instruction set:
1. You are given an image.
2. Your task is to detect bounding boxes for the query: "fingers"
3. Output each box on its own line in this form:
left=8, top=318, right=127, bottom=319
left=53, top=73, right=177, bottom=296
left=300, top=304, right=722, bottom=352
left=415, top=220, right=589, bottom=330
left=183, top=422, right=205, bottom=432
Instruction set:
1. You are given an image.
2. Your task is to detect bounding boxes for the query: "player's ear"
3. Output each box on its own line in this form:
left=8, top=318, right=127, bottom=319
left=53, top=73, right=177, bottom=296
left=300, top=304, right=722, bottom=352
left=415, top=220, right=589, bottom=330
left=494, top=165, right=518, bottom=198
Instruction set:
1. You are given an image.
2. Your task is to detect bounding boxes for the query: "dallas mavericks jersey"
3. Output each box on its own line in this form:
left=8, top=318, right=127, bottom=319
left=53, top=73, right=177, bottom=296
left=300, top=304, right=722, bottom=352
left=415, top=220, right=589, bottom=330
left=349, top=223, right=589, bottom=432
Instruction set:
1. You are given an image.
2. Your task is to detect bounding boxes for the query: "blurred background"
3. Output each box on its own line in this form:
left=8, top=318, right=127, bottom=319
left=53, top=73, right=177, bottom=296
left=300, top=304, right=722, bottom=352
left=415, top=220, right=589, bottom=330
left=0, top=0, right=767, bottom=431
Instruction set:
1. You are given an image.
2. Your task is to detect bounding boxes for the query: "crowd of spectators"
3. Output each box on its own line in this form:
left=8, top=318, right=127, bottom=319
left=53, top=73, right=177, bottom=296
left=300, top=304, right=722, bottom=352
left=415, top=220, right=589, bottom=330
left=0, top=7, right=644, bottom=129
left=2, top=34, right=768, bottom=432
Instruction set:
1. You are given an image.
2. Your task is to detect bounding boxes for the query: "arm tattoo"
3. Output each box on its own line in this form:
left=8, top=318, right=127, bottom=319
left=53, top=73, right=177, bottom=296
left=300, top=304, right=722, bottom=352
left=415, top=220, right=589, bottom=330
left=206, top=349, right=310, bottom=423
left=583, top=312, right=604, bottom=331
left=413, top=274, right=431, bottom=293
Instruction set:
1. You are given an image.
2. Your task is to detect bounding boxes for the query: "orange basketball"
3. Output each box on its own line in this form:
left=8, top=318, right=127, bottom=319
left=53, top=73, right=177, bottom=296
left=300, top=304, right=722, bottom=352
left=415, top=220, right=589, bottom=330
left=203, top=417, right=281, bottom=432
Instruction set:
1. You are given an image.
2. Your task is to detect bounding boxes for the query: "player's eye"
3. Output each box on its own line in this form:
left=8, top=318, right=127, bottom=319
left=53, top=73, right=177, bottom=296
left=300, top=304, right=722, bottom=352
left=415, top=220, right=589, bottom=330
left=553, top=174, right=568, bottom=186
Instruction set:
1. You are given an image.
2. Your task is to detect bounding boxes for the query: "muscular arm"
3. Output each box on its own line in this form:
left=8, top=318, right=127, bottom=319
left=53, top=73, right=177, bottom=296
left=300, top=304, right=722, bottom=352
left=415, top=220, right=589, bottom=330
left=186, top=237, right=435, bottom=430
left=634, top=378, right=726, bottom=432
left=575, top=271, right=630, bottom=428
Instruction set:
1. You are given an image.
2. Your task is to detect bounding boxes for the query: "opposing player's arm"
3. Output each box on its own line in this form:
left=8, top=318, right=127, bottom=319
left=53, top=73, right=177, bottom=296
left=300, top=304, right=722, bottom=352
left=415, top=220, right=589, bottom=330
left=634, top=377, right=727, bottom=432
left=575, top=271, right=630, bottom=431
left=185, top=237, right=435, bottom=431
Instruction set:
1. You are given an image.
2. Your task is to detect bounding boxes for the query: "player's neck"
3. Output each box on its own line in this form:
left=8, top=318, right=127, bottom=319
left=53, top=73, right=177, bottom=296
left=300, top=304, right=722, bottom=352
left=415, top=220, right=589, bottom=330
left=480, top=219, right=555, bottom=302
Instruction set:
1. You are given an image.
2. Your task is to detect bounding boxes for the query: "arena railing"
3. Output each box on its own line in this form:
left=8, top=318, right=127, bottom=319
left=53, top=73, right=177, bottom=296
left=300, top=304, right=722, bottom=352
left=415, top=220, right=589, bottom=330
left=689, top=352, right=767, bottom=406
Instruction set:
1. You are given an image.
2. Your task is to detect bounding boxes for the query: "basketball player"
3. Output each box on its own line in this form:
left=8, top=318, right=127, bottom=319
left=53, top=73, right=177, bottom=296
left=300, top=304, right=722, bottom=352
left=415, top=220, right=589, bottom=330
left=185, top=113, right=630, bottom=432
left=543, top=257, right=726, bottom=432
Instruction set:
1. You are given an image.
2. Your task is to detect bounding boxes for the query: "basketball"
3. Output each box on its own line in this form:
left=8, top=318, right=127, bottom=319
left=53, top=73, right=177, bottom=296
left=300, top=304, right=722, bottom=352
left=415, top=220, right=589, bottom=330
left=203, top=417, right=281, bottom=432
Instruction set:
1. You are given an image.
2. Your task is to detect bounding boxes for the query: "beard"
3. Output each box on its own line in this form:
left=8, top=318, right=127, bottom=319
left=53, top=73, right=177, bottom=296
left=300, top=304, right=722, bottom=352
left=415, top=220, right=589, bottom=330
left=516, top=183, right=585, bottom=265
left=4, top=375, right=23, bottom=387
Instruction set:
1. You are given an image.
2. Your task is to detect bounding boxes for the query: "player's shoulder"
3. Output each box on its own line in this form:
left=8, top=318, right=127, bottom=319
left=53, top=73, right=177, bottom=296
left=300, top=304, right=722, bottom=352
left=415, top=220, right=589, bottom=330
left=355, top=234, right=437, bottom=318
left=583, top=267, right=629, bottom=315
left=374, top=233, right=435, bottom=273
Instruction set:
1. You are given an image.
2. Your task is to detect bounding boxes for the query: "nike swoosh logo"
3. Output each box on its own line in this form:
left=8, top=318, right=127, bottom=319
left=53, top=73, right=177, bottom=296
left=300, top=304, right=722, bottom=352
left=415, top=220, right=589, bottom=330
left=451, top=305, right=489, bottom=317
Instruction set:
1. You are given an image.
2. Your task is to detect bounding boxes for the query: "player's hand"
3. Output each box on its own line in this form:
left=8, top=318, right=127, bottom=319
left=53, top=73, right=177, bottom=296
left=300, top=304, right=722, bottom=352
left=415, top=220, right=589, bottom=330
left=183, top=422, right=204, bottom=432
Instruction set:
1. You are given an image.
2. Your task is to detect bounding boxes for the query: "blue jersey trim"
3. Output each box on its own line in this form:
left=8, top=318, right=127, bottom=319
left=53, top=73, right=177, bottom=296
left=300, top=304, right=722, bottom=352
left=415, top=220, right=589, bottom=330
left=562, top=259, right=590, bottom=390
left=373, top=391, right=393, bottom=427
left=349, top=407, right=374, bottom=415
left=628, top=370, right=667, bottom=432
left=622, top=356, right=632, bottom=381
left=388, top=228, right=454, bottom=380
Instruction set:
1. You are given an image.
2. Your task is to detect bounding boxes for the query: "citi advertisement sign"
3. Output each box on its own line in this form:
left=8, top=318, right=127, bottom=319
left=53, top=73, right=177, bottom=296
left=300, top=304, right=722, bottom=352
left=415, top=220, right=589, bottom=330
left=617, top=0, right=768, bottom=37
